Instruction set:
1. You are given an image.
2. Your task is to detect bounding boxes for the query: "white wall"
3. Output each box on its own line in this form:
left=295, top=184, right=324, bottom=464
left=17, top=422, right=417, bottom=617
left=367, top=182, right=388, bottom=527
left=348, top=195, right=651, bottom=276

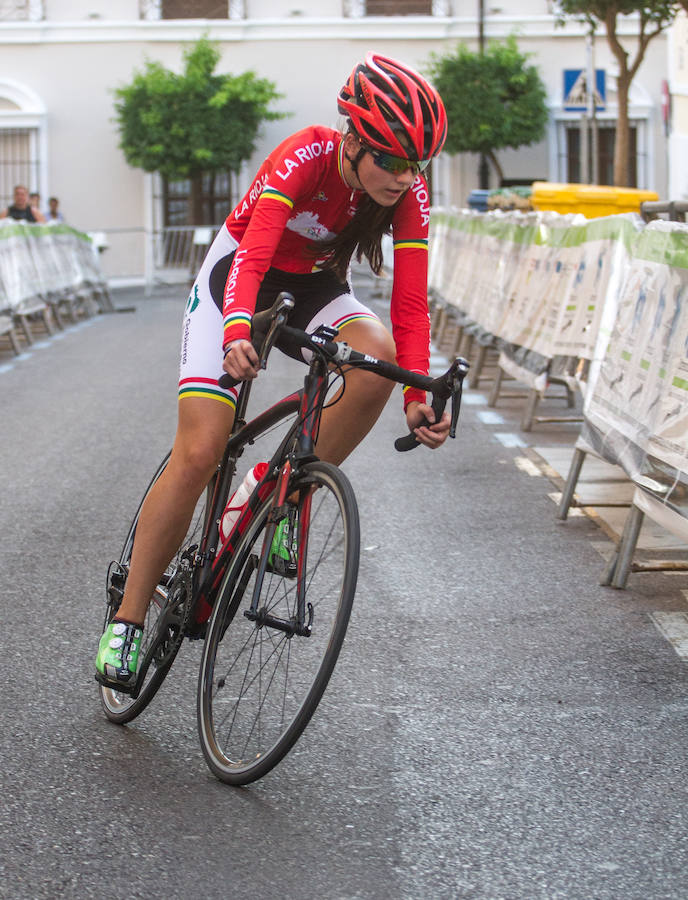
left=0, top=2, right=672, bottom=281
left=248, top=0, right=345, bottom=16
left=668, top=10, right=688, bottom=200
left=44, top=0, right=141, bottom=20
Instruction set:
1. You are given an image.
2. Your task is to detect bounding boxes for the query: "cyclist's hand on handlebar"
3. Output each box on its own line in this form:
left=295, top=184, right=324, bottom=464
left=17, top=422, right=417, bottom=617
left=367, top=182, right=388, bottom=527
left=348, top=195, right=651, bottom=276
left=223, top=339, right=260, bottom=382
left=405, top=401, right=451, bottom=450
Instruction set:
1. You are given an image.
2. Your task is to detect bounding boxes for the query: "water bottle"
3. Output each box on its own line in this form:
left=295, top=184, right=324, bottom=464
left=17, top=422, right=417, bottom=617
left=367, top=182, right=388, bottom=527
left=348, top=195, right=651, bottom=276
left=219, top=462, right=268, bottom=546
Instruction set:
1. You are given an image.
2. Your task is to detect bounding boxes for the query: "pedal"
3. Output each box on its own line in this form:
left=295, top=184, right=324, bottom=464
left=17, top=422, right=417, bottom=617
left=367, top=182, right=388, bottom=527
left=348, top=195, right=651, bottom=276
left=94, top=670, right=139, bottom=698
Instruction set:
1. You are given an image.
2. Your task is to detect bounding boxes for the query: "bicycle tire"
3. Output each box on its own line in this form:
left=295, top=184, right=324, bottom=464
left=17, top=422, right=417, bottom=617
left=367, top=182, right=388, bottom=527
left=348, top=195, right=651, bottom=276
left=98, top=455, right=202, bottom=725
left=197, top=460, right=359, bottom=785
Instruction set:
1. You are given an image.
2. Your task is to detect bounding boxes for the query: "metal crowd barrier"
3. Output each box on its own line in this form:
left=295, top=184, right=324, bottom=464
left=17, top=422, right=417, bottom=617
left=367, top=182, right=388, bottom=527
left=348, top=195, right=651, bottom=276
left=640, top=200, right=688, bottom=223
left=0, top=220, right=114, bottom=353
left=427, top=206, right=688, bottom=587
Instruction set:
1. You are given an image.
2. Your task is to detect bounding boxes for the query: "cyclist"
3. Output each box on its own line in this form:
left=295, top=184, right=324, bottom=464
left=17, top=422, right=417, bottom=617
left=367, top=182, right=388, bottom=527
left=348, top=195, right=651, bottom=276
left=96, top=52, right=450, bottom=691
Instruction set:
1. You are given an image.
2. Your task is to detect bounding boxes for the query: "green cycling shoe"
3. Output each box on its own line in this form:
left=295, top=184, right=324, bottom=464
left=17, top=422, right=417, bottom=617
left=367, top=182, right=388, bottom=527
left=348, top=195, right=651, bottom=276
left=95, top=621, right=143, bottom=692
left=268, top=503, right=298, bottom=578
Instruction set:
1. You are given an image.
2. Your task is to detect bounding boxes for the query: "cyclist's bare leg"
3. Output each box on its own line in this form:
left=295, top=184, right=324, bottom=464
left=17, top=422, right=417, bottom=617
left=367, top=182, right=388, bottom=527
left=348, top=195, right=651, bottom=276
left=114, top=397, right=235, bottom=626
left=315, top=319, right=396, bottom=465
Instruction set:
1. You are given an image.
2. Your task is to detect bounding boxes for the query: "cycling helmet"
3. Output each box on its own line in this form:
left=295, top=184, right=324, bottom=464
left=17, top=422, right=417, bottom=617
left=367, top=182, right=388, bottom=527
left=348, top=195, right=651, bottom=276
left=338, top=52, right=447, bottom=161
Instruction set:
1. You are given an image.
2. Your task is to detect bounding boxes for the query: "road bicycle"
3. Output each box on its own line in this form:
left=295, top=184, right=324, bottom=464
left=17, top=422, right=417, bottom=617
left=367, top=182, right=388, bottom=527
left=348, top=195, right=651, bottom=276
left=97, top=292, right=469, bottom=785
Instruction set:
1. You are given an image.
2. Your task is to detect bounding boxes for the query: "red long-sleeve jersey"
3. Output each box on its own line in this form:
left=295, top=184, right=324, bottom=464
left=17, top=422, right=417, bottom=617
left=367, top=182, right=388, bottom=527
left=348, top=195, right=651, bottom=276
left=223, top=125, right=432, bottom=407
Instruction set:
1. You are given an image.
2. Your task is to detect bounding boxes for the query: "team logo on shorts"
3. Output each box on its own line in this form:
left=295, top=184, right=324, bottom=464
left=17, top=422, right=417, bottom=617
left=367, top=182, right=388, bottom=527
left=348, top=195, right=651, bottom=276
left=185, top=286, right=201, bottom=314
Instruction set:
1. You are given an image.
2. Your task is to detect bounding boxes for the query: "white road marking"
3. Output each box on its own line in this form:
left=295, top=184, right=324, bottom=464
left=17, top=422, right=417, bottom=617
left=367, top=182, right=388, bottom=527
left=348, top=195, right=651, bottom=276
left=651, top=611, right=688, bottom=661
left=494, top=432, right=526, bottom=448
left=477, top=410, right=504, bottom=425
left=514, top=456, right=542, bottom=477
left=0, top=352, right=32, bottom=372
left=0, top=319, right=100, bottom=377
left=548, top=491, right=584, bottom=514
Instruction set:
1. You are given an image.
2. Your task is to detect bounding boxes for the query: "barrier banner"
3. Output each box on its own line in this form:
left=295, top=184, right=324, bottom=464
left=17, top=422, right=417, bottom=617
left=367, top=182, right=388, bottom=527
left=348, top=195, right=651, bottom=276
left=0, top=220, right=103, bottom=314
left=0, top=222, right=40, bottom=313
left=427, top=207, right=688, bottom=530
left=580, top=219, right=688, bottom=522
left=428, top=209, right=641, bottom=388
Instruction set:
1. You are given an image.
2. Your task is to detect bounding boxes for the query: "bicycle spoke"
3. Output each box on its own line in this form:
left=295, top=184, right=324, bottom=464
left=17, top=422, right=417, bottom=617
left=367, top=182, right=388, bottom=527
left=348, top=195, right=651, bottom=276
left=198, top=461, right=359, bottom=784
left=214, top=628, right=291, bottom=758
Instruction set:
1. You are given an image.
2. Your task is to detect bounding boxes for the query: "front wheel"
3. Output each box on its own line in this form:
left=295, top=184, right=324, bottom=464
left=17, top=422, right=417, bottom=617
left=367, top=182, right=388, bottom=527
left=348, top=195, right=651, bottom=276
left=197, top=460, right=359, bottom=785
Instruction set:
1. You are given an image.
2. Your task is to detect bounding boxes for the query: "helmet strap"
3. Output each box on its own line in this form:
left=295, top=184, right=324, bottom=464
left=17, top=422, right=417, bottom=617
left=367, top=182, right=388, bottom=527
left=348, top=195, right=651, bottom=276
left=341, top=131, right=367, bottom=191
left=350, top=147, right=367, bottom=175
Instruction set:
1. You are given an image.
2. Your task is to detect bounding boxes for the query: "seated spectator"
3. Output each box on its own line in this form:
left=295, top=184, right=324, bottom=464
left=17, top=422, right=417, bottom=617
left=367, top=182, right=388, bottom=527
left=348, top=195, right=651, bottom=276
left=30, top=192, right=48, bottom=222
left=0, top=185, right=46, bottom=223
left=46, top=196, right=64, bottom=223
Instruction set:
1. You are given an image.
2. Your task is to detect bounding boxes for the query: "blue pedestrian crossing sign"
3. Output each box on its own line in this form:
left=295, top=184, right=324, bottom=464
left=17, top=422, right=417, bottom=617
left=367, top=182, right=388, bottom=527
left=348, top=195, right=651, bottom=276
left=563, top=69, right=606, bottom=111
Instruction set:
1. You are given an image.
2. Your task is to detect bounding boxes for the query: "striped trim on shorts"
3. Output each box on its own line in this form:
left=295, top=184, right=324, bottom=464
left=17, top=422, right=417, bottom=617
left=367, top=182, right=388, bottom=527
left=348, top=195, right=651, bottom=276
left=178, top=223, right=383, bottom=406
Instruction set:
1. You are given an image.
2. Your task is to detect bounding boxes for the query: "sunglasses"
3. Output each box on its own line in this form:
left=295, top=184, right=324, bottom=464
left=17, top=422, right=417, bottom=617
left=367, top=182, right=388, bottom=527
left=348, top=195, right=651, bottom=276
left=364, top=145, right=431, bottom=177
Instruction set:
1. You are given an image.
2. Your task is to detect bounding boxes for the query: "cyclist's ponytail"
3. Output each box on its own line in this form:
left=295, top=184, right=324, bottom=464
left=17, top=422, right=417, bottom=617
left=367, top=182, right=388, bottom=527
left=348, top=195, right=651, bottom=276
left=315, top=193, right=399, bottom=280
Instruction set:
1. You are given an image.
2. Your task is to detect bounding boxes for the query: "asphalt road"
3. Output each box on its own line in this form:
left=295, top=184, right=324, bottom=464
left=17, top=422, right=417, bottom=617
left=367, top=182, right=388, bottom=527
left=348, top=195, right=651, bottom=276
left=1, top=278, right=688, bottom=900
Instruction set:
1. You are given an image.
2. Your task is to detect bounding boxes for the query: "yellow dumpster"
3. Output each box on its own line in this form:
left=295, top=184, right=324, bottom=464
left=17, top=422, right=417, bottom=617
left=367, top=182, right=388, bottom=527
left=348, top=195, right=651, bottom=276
left=531, top=182, right=658, bottom=218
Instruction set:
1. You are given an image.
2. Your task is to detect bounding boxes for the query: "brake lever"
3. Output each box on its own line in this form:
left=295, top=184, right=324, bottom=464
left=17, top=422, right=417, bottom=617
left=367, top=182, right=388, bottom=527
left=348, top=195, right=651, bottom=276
left=394, top=356, right=469, bottom=452
left=449, top=358, right=470, bottom=439
left=217, top=319, right=283, bottom=390
left=218, top=294, right=295, bottom=389
left=258, top=309, right=288, bottom=370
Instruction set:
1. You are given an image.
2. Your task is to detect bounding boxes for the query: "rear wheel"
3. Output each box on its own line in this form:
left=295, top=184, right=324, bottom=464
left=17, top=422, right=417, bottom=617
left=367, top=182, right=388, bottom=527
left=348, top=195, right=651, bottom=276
left=197, top=460, right=359, bottom=785
left=98, top=456, right=206, bottom=724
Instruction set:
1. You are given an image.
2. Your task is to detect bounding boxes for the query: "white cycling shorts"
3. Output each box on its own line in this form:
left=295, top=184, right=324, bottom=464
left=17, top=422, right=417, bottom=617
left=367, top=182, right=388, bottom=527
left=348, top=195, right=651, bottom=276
left=178, top=223, right=382, bottom=409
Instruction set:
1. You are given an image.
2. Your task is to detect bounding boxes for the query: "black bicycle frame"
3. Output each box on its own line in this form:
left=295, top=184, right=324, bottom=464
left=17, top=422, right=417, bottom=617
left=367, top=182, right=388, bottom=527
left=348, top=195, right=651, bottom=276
left=241, top=352, right=332, bottom=637
left=192, top=348, right=332, bottom=623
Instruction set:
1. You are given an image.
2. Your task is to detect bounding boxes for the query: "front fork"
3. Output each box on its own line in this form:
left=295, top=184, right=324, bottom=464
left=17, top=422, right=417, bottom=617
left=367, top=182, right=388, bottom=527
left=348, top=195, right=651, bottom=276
left=225, top=358, right=329, bottom=636
left=242, top=456, right=314, bottom=637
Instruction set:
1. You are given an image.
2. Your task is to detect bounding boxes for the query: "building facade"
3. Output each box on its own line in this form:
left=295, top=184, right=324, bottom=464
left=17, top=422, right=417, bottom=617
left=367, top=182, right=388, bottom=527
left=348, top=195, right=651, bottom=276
left=0, top=0, right=671, bottom=283
left=668, top=9, right=688, bottom=201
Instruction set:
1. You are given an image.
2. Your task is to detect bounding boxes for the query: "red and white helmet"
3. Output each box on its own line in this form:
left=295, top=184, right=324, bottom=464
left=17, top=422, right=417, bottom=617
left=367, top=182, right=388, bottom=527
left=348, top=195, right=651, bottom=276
left=338, top=52, right=447, bottom=161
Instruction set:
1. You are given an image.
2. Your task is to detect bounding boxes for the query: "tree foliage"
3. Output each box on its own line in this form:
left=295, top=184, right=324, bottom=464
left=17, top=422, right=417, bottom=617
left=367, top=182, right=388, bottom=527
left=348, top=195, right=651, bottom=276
left=557, top=0, right=679, bottom=186
left=426, top=37, right=548, bottom=182
left=114, top=37, right=285, bottom=180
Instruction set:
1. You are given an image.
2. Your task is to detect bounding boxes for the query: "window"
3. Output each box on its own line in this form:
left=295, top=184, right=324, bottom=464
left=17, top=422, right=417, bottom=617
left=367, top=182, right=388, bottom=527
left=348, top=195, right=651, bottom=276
left=566, top=124, right=638, bottom=187
left=344, top=0, right=448, bottom=15
left=140, top=0, right=245, bottom=20
left=161, top=172, right=232, bottom=227
left=365, top=0, right=432, bottom=12
left=0, top=128, right=40, bottom=210
left=161, top=0, right=228, bottom=17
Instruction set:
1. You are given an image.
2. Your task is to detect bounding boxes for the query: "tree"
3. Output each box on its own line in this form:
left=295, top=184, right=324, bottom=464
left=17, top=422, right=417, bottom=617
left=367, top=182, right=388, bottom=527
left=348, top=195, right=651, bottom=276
left=557, top=0, right=679, bottom=187
left=114, top=37, right=285, bottom=222
left=426, top=37, right=548, bottom=186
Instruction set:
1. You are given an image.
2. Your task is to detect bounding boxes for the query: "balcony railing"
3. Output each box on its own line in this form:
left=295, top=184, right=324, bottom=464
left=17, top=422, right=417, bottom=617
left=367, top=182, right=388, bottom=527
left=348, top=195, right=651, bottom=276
left=138, top=1, right=450, bottom=20
left=139, top=0, right=245, bottom=18
left=344, top=1, right=453, bottom=14
left=3, top=0, right=451, bottom=20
